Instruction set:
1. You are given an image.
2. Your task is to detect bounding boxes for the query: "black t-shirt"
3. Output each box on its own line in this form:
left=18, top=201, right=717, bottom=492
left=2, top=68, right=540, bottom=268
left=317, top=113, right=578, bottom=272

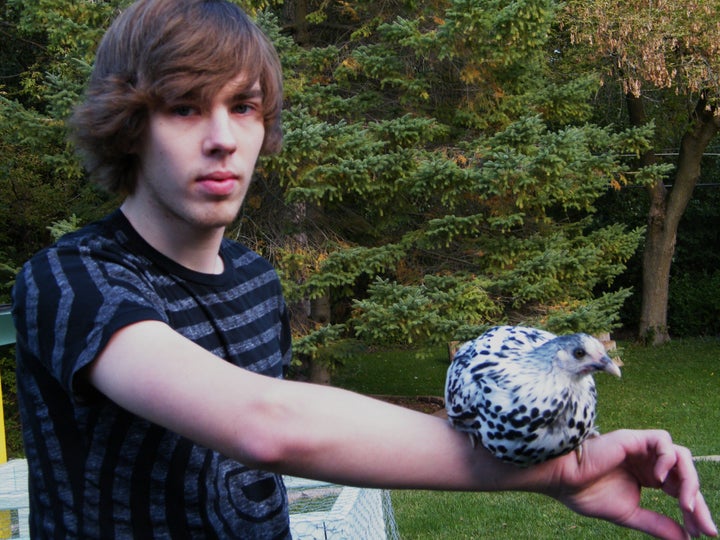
left=12, top=210, right=292, bottom=539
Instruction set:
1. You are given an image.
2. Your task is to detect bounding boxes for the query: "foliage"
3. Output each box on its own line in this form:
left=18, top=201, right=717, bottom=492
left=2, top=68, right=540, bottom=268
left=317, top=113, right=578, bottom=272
left=668, top=271, right=720, bottom=337
left=541, top=289, right=633, bottom=337
left=672, top=157, right=720, bottom=275
left=0, top=0, right=122, bottom=301
left=233, top=1, right=659, bottom=359
left=0, top=346, right=22, bottom=458
left=1, top=0, right=668, bottom=361
left=46, top=214, right=82, bottom=241
left=557, top=0, right=720, bottom=343
left=562, top=0, right=720, bottom=102
left=351, top=275, right=501, bottom=346
left=248, top=0, right=655, bottom=355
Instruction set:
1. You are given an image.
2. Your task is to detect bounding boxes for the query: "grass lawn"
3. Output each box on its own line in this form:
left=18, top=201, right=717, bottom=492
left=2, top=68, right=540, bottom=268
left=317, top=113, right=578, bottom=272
left=332, top=337, right=720, bottom=539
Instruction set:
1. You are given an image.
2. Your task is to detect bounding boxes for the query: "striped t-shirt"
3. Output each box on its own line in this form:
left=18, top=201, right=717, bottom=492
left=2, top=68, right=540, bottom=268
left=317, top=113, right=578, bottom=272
left=12, top=209, right=293, bottom=539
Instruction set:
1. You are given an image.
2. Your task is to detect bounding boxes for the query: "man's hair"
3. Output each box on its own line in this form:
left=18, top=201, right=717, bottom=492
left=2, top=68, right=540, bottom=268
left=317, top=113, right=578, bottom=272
left=70, top=0, right=283, bottom=195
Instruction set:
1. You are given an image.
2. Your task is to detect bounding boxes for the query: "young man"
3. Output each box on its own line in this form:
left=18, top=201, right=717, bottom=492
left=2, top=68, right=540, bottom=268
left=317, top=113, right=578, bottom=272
left=11, top=0, right=717, bottom=538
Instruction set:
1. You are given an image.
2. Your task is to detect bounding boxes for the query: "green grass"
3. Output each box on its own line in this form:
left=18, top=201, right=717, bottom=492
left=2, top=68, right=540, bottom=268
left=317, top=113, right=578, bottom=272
left=596, top=339, right=720, bottom=455
left=332, top=345, right=450, bottom=396
left=332, top=337, right=720, bottom=539
left=390, top=462, right=719, bottom=540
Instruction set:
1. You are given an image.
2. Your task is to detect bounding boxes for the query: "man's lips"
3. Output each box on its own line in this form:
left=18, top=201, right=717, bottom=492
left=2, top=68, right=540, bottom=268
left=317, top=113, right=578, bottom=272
left=200, top=171, right=239, bottom=181
left=196, top=173, right=239, bottom=196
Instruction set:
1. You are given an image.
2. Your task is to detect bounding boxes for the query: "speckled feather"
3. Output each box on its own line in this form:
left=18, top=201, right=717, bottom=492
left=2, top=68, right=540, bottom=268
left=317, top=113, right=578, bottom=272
left=445, top=326, right=620, bottom=466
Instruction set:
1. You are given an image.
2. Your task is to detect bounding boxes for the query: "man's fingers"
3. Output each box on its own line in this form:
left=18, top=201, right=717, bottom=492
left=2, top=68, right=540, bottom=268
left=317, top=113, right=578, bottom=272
left=662, top=450, right=717, bottom=538
left=623, top=507, right=688, bottom=540
left=682, top=492, right=719, bottom=538
left=656, top=445, right=699, bottom=508
left=647, top=431, right=680, bottom=484
left=655, top=443, right=717, bottom=538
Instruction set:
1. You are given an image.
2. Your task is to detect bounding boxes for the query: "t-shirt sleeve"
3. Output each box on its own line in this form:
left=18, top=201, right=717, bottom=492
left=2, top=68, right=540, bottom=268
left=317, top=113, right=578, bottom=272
left=13, top=242, right=166, bottom=402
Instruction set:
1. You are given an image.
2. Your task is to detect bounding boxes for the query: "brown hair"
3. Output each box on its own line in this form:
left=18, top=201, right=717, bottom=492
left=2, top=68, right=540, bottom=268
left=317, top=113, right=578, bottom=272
left=70, top=0, right=283, bottom=195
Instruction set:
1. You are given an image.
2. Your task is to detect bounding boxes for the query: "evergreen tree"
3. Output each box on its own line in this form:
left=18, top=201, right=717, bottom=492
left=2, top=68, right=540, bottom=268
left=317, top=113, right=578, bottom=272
left=238, top=0, right=651, bottom=374
left=0, top=0, right=122, bottom=299
left=2, top=0, right=654, bottom=377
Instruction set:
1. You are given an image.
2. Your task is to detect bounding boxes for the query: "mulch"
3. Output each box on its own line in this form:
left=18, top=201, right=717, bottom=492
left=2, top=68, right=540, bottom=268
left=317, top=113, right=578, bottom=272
left=371, top=395, right=447, bottom=418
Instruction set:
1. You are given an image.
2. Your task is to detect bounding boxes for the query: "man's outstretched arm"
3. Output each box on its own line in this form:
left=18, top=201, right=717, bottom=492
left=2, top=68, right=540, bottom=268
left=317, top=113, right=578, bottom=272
left=88, top=320, right=717, bottom=540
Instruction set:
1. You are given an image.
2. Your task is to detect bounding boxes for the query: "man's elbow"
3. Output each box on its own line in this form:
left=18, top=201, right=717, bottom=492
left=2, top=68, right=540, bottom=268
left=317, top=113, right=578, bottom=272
left=223, top=388, right=317, bottom=472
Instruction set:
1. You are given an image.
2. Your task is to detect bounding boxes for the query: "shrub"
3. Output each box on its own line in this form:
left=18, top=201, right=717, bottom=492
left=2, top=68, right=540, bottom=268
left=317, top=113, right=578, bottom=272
left=668, top=271, right=720, bottom=337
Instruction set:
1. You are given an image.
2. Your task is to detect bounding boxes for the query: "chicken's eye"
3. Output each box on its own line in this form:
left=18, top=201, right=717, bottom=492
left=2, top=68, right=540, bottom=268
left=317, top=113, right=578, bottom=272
left=573, top=348, right=586, bottom=359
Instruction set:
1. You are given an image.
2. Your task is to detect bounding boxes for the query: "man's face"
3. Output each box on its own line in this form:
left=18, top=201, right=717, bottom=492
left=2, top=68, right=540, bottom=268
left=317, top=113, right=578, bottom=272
left=134, top=74, right=266, bottom=231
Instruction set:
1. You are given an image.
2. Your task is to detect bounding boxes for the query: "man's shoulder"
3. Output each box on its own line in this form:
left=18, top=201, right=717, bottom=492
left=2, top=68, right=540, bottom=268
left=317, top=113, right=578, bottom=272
left=36, top=211, right=127, bottom=257
left=221, top=239, right=274, bottom=271
left=18, top=211, right=141, bottom=292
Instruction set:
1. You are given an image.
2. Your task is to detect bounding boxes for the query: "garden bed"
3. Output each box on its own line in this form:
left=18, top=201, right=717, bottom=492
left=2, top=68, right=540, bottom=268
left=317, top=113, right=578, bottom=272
left=372, top=395, right=446, bottom=417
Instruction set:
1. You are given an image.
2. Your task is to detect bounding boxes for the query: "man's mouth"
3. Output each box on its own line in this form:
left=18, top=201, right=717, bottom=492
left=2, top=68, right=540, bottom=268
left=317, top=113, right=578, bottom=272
left=197, top=173, right=239, bottom=196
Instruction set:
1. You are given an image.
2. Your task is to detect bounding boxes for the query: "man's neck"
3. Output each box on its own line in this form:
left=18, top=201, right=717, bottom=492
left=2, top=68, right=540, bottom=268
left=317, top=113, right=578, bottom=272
left=120, top=200, right=226, bottom=274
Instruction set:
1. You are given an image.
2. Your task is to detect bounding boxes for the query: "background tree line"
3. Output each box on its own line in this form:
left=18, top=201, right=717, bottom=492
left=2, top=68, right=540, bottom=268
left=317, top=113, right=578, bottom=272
left=2, top=0, right=719, bottom=379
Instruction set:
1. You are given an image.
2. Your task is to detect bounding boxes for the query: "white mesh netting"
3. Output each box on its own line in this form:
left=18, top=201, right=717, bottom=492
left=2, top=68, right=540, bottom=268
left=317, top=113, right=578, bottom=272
left=0, top=463, right=403, bottom=539
left=0, top=460, right=29, bottom=540
left=286, top=476, right=400, bottom=539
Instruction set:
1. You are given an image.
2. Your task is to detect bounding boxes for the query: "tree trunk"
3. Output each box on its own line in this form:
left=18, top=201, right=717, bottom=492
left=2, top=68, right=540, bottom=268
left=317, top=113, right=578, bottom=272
left=310, top=294, right=331, bottom=325
left=306, top=294, right=332, bottom=384
left=629, top=93, right=720, bottom=344
left=283, top=0, right=309, bottom=45
left=286, top=198, right=333, bottom=384
left=640, top=195, right=673, bottom=344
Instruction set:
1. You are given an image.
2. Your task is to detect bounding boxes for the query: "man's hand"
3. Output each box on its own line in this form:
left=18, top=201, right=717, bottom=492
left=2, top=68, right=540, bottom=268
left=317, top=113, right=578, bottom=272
left=546, top=430, right=717, bottom=539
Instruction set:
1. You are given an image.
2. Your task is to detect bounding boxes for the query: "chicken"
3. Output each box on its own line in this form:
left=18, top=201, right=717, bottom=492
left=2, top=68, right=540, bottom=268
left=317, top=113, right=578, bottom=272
left=445, top=325, right=621, bottom=466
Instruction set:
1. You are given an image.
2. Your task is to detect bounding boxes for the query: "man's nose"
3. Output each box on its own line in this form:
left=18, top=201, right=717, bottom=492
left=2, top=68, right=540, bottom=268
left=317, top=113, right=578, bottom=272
left=202, top=110, right=237, bottom=156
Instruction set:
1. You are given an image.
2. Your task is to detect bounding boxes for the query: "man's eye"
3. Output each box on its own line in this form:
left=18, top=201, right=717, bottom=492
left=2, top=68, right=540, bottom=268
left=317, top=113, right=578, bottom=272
left=233, top=103, right=253, bottom=114
left=171, top=105, right=196, bottom=117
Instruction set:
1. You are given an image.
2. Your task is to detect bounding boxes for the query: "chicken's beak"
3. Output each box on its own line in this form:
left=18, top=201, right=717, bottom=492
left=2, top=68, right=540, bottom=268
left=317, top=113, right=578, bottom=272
left=598, top=355, right=622, bottom=378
